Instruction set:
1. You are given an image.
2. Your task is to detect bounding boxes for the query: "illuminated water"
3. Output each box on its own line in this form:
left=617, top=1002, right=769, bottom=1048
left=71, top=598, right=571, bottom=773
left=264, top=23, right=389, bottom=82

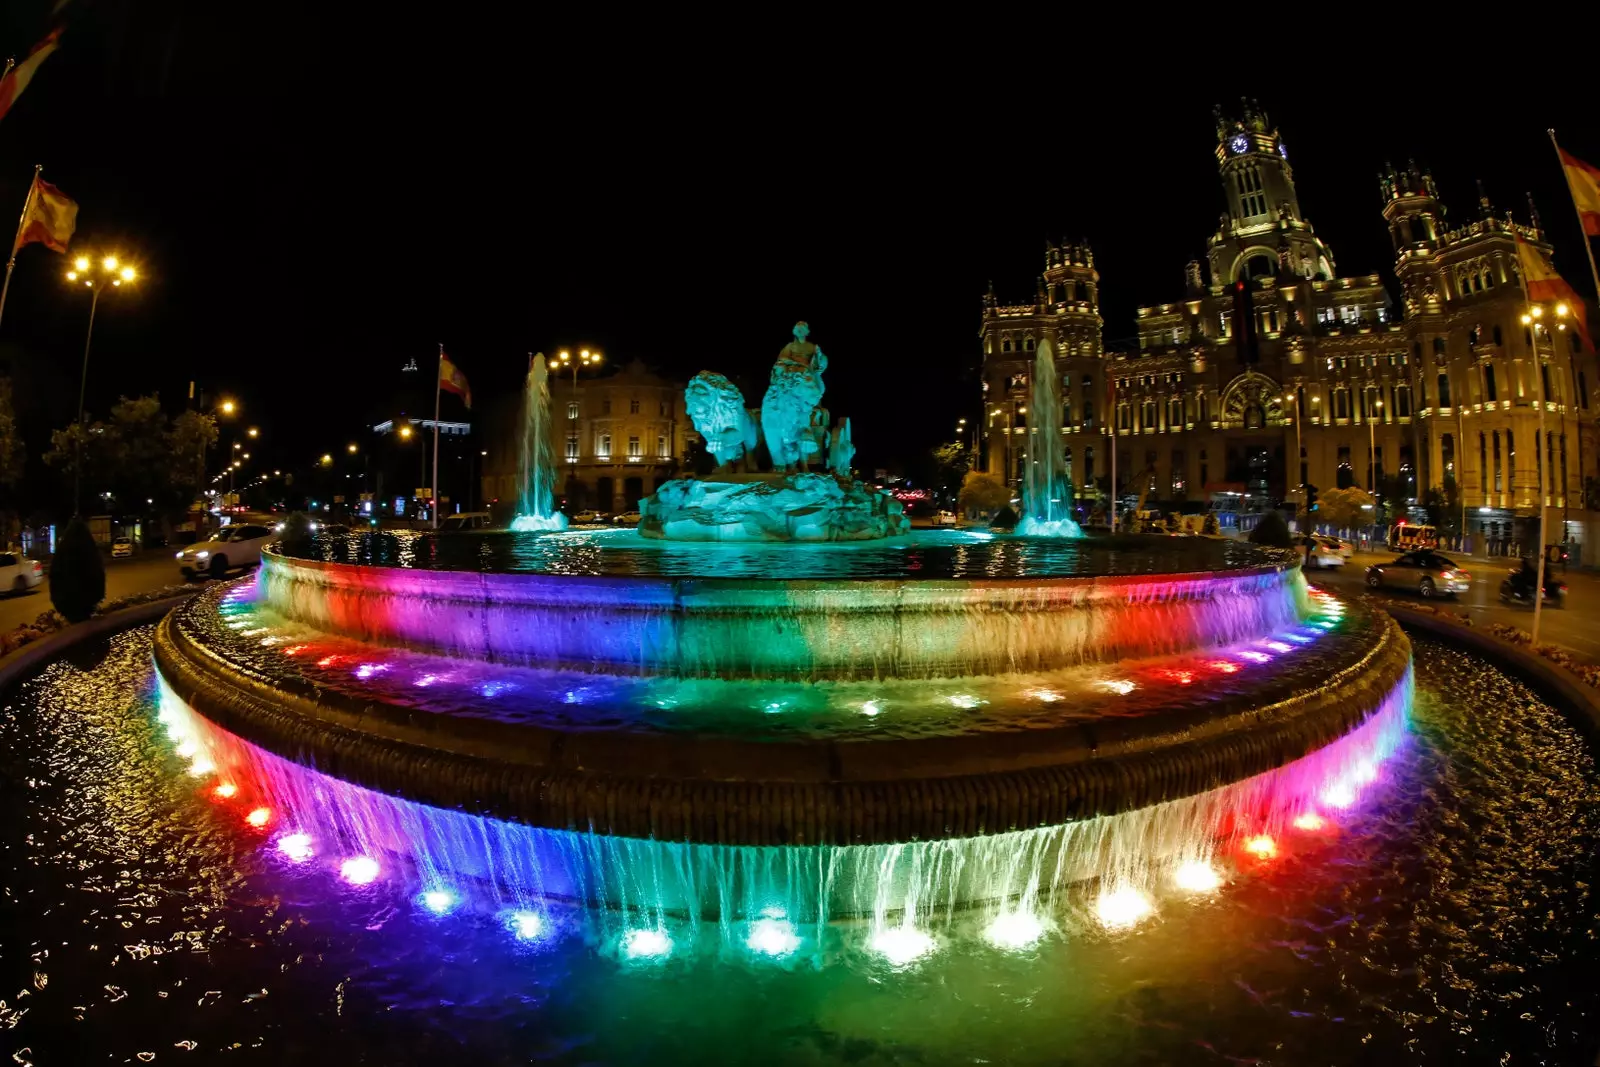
left=3, top=630, right=1596, bottom=1063
left=1017, top=339, right=1082, bottom=539
left=509, top=353, right=569, bottom=533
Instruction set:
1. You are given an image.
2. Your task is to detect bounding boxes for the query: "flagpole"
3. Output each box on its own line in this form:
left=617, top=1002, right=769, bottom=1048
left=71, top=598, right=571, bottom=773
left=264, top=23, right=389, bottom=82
left=0, top=163, right=39, bottom=334
left=432, top=343, right=443, bottom=530
left=1550, top=129, right=1600, bottom=546
left=1107, top=369, right=1117, bottom=532
left=1515, top=240, right=1549, bottom=647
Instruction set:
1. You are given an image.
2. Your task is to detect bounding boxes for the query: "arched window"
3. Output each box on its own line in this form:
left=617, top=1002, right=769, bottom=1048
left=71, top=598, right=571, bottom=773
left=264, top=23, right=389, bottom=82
left=1479, top=432, right=1488, bottom=492
left=1413, top=341, right=1423, bottom=361
left=1141, top=400, right=1156, bottom=429
left=1441, top=433, right=1455, bottom=480
left=1333, top=388, right=1350, bottom=420
left=1002, top=338, right=1012, bottom=353
left=1485, top=365, right=1497, bottom=402
left=1483, top=266, right=1495, bottom=288
left=1075, top=281, right=1088, bottom=301
left=1168, top=396, right=1183, bottom=427
left=1437, top=372, right=1452, bottom=408
left=1024, top=337, right=1035, bottom=351
left=1542, top=363, right=1553, bottom=401
left=1433, top=338, right=1447, bottom=357
left=1395, top=384, right=1412, bottom=417
left=1084, top=447, right=1095, bottom=483
left=1493, top=324, right=1503, bottom=346
left=1417, top=374, right=1428, bottom=408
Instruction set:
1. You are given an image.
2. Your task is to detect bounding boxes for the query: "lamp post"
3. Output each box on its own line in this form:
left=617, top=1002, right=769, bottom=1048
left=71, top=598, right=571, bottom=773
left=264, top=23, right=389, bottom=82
left=554, top=348, right=603, bottom=389
left=63, top=253, right=137, bottom=514
left=1285, top=391, right=1302, bottom=521
left=1367, top=395, right=1383, bottom=494
left=1517, top=297, right=1568, bottom=646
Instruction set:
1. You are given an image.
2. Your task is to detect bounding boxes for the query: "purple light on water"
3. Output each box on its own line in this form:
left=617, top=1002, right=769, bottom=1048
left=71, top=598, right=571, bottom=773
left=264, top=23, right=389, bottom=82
left=420, top=888, right=457, bottom=915
left=1238, top=650, right=1271, bottom=663
left=480, top=681, right=519, bottom=699
left=415, top=674, right=440, bottom=688
left=277, top=833, right=313, bottom=862
left=340, top=856, right=380, bottom=885
left=354, top=663, right=391, bottom=681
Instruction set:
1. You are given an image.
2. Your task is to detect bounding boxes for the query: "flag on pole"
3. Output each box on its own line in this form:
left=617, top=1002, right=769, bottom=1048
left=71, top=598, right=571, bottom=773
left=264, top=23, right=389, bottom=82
left=439, top=351, right=471, bottom=408
left=1558, top=148, right=1600, bottom=237
left=14, top=173, right=75, bottom=253
left=1515, top=232, right=1591, bottom=348
left=0, top=28, right=62, bottom=125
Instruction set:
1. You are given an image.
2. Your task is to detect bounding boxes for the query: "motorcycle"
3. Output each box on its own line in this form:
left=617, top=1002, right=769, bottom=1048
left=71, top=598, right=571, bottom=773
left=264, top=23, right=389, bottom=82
left=1498, top=570, right=1567, bottom=607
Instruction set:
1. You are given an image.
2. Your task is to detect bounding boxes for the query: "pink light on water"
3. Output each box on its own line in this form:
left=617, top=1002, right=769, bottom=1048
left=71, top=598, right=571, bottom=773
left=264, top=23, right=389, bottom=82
left=276, top=833, right=313, bottom=862
left=1262, top=641, right=1293, bottom=653
left=1208, top=660, right=1240, bottom=674
left=1292, top=812, right=1325, bottom=831
left=246, top=807, right=272, bottom=828
left=1243, top=834, right=1277, bottom=859
left=340, top=856, right=380, bottom=885
left=1238, top=650, right=1271, bottom=664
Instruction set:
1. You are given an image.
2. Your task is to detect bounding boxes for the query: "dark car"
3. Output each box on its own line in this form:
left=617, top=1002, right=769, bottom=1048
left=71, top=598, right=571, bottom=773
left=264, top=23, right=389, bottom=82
left=1364, top=550, right=1471, bottom=599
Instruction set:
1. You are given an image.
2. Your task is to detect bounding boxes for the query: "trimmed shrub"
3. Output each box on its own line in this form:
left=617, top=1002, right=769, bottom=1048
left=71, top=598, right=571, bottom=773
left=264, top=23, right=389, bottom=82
left=50, top=517, right=105, bottom=623
left=1248, top=510, right=1294, bottom=548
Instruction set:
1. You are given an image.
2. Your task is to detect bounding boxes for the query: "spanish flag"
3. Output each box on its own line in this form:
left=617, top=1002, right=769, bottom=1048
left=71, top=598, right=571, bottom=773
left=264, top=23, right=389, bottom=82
left=0, top=28, right=62, bottom=125
left=1515, top=232, right=1590, bottom=349
left=439, top=351, right=471, bottom=409
left=14, top=173, right=76, bottom=254
left=1558, top=148, right=1600, bottom=237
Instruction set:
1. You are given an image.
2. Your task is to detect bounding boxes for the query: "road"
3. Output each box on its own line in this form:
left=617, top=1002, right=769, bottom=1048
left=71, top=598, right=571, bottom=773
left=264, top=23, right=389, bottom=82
left=1310, top=549, right=1600, bottom=660
left=0, top=552, right=193, bottom=634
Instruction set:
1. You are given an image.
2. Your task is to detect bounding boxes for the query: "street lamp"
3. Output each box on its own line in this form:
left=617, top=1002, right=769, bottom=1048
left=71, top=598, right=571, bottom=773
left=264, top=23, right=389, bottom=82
left=221, top=400, right=236, bottom=416
left=347, top=443, right=358, bottom=454
left=554, top=347, right=603, bottom=388
left=63, top=251, right=138, bottom=512
left=398, top=424, right=413, bottom=441
left=1367, top=397, right=1383, bottom=493
left=1284, top=391, right=1303, bottom=517
left=247, top=427, right=259, bottom=439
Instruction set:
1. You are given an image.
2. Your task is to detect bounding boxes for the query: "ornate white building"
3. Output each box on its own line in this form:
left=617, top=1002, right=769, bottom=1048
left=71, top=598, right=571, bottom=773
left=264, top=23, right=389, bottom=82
left=981, top=101, right=1599, bottom=548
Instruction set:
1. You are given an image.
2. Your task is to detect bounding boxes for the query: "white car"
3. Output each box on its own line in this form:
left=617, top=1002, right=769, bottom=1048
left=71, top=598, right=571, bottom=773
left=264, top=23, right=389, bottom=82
left=1304, top=534, right=1353, bottom=568
left=177, top=523, right=275, bottom=579
left=931, top=510, right=959, bottom=528
left=613, top=510, right=643, bottom=526
left=0, top=550, right=43, bottom=594
left=111, top=537, right=134, bottom=559
left=571, top=510, right=606, bottom=524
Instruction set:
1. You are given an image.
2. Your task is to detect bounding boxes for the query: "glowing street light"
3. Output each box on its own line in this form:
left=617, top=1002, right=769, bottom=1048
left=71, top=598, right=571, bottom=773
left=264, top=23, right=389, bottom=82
left=221, top=400, right=237, bottom=416
left=347, top=443, right=358, bottom=453
left=554, top=346, right=603, bottom=387
left=62, top=249, right=141, bottom=513
left=247, top=427, right=259, bottom=438
left=398, top=424, right=413, bottom=440
left=320, top=453, right=333, bottom=466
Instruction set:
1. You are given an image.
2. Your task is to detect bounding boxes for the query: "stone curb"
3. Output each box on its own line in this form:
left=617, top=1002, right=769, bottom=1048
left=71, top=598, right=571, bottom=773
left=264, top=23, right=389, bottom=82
left=1384, top=605, right=1600, bottom=743
left=0, top=594, right=201, bottom=694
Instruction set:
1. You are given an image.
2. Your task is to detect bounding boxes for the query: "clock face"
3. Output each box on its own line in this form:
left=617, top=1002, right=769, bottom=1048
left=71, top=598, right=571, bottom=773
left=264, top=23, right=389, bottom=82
left=1229, top=134, right=1250, bottom=155
left=1278, top=142, right=1289, bottom=160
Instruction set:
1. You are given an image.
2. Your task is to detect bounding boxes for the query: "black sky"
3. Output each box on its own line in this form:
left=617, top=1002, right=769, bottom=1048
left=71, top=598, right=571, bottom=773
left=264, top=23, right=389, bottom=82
left=1, top=7, right=1597, bottom=485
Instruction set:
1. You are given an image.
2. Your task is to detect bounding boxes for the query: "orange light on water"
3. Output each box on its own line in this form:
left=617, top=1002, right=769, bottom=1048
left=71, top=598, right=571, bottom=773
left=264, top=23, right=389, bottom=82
left=213, top=783, right=238, bottom=799
left=246, top=807, right=272, bottom=828
left=1292, top=812, right=1325, bottom=831
left=1208, top=660, right=1240, bottom=674
left=1243, top=834, right=1277, bottom=859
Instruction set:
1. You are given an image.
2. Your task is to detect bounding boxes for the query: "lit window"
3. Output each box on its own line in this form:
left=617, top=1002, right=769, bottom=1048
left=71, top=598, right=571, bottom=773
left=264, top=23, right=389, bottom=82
left=567, top=402, right=579, bottom=420
left=657, top=433, right=669, bottom=459
left=627, top=435, right=642, bottom=459
left=596, top=433, right=611, bottom=458
left=565, top=435, right=579, bottom=461
left=629, top=398, right=640, bottom=414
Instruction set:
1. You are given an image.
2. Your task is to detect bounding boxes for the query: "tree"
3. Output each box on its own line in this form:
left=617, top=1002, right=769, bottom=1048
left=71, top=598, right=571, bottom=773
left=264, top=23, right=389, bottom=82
left=1201, top=511, right=1220, bottom=536
left=1421, top=474, right=1460, bottom=536
left=957, top=471, right=1011, bottom=516
left=1317, top=486, right=1374, bottom=531
left=167, top=409, right=219, bottom=509
left=930, top=441, right=970, bottom=489
left=0, top=378, right=24, bottom=489
left=1249, top=509, right=1294, bottom=548
left=44, top=396, right=219, bottom=518
left=50, top=517, right=104, bottom=622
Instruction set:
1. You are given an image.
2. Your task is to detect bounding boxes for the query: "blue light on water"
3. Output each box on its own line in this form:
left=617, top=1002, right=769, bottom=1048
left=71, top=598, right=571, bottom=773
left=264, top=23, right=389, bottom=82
left=420, top=888, right=457, bottom=915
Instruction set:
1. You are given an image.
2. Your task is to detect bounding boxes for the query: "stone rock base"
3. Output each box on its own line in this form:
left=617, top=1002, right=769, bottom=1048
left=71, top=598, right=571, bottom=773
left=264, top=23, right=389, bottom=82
left=639, top=473, right=909, bottom=542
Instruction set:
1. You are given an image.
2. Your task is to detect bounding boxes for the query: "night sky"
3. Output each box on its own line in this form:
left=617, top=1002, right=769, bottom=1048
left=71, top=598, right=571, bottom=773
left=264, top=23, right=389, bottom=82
left=1, top=6, right=1597, bottom=488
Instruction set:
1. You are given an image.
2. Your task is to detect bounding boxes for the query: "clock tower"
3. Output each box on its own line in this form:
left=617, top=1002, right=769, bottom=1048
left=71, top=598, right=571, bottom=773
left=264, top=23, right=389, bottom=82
left=1206, top=100, right=1335, bottom=287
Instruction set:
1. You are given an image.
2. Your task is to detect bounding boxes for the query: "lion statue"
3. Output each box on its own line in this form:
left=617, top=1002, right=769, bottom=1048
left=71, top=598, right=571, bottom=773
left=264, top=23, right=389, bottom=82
left=685, top=371, right=760, bottom=471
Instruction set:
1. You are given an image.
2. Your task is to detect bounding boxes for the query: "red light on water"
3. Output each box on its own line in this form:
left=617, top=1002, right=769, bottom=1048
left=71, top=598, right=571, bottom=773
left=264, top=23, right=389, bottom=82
left=246, top=807, right=272, bottom=828
left=1154, top=668, right=1194, bottom=685
left=213, top=782, right=238, bottom=800
left=1208, top=660, right=1240, bottom=674
left=1292, top=812, right=1325, bottom=831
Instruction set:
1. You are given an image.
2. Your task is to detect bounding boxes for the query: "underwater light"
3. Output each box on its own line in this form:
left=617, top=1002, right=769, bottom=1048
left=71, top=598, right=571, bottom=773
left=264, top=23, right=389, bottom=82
left=1095, top=679, right=1136, bottom=695
left=1173, top=860, right=1222, bottom=892
left=1095, top=886, right=1153, bottom=929
left=187, top=759, right=215, bottom=778
left=945, top=693, right=983, bottom=709
left=421, top=889, right=457, bottom=915
left=340, top=856, right=380, bottom=885
left=508, top=911, right=544, bottom=940
left=212, top=782, right=238, bottom=799
left=1284, top=634, right=1312, bottom=644
left=1027, top=689, right=1063, bottom=703
left=859, top=699, right=883, bottom=717
left=869, top=924, right=935, bottom=966
left=984, top=910, right=1044, bottom=950
left=746, top=917, right=801, bottom=957
left=245, top=807, right=272, bottom=828
left=1208, top=660, right=1240, bottom=674
left=1320, top=781, right=1357, bottom=809
left=1263, top=641, right=1293, bottom=653
left=174, top=740, right=198, bottom=759
left=1243, top=834, right=1277, bottom=859
left=276, top=833, right=313, bottom=862
left=1292, top=812, right=1325, bottom=831
left=1238, top=651, right=1271, bottom=663
left=622, top=927, right=672, bottom=960
left=415, top=674, right=439, bottom=687
left=1353, top=760, right=1379, bottom=783
left=354, top=663, right=390, bottom=680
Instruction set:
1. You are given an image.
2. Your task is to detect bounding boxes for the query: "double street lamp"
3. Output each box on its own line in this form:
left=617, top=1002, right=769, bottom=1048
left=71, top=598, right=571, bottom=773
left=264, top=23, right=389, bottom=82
left=555, top=348, right=602, bottom=388
left=64, top=253, right=137, bottom=512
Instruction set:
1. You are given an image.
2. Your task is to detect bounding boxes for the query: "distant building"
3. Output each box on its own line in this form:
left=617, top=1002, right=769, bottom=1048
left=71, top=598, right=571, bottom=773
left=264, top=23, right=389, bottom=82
left=481, top=359, right=691, bottom=514
left=981, top=101, right=1599, bottom=549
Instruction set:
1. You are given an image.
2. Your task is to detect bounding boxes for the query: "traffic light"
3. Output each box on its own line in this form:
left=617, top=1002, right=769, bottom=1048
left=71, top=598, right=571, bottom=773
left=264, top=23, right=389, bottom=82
left=1305, top=484, right=1319, bottom=512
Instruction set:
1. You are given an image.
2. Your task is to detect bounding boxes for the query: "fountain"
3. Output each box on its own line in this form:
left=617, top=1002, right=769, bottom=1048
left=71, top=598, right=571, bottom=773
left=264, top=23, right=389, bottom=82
left=147, top=320, right=1414, bottom=968
left=508, top=352, right=569, bottom=533
left=638, top=322, right=907, bottom=541
left=1017, top=339, right=1083, bottom=538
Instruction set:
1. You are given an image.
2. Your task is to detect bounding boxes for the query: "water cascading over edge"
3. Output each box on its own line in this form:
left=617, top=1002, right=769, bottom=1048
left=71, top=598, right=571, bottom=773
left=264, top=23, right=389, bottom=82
left=1018, top=340, right=1082, bottom=538
left=510, top=353, right=569, bottom=533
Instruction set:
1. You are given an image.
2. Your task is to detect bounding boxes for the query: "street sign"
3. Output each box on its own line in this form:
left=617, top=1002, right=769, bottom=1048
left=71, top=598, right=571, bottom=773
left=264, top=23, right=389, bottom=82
left=416, top=487, right=433, bottom=499
left=333, top=495, right=345, bottom=504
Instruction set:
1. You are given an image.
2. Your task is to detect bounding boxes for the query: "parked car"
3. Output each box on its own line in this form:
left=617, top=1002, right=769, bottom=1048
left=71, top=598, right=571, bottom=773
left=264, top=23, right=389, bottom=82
left=1303, top=534, right=1352, bottom=568
left=1387, top=522, right=1438, bottom=552
left=613, top=510, right=643, bottom=526
left=570, top=510, right=606, bottom=524
left=110, top=537, right=135, bottom=559
left=931, top=510, right=959, bottom=528
left=176, top=523, right=275, bottom=579
left=0, top=551, right=43, bottom=594
left=439, top=512, right=494, bottom=533
left=1364, top=550, right=1471, bottom=598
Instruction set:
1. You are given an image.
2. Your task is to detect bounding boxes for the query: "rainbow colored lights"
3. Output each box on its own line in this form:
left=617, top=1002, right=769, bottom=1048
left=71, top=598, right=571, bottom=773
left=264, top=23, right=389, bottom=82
left=158, top=580, right=1400, bottom=968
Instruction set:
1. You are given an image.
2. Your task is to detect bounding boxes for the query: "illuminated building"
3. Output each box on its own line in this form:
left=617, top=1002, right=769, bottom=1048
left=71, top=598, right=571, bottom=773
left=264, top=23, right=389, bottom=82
left=982, top=101, right=1599, bottom=548
left=481, top=360, right=689, bottom=515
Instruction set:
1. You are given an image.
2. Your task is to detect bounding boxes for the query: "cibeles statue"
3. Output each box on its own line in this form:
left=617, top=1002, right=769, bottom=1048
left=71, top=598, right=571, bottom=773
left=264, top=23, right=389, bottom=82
left=762, top=321, right=828, bottom=472
left=639, top=321, right=907, bottom=542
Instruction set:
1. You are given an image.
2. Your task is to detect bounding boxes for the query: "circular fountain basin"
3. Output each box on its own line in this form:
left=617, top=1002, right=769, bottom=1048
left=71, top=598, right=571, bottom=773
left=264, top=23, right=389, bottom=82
left=254, top=531, right=1309, bottom=681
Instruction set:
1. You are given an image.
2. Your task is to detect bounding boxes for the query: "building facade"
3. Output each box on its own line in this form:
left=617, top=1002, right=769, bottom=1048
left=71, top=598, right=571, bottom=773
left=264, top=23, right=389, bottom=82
left=981, top=101, right=1599, bottom=547
left=481, top=359, right=690, bottom=515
